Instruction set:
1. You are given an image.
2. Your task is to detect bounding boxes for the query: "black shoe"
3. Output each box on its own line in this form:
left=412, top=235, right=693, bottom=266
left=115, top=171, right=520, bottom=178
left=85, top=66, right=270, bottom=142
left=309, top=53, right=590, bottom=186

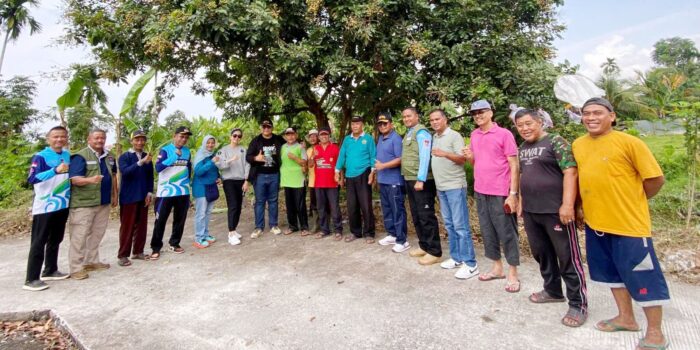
left=40, top=270, right=70, bottom=281
left=23, top=280, right=49, bottom=291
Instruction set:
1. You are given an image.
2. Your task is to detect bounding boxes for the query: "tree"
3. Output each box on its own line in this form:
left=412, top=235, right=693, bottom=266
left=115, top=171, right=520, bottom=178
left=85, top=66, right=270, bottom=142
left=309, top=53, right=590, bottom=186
left=0, top=0, right=42, bottom=75
left=0, top=75, right=37, bottom=142
left=652, top=37, right=699, bottom=70
left=64, top=0, right=566, bottom=137
left=636, top=68, right=688, bottom=119
left=601, top=57, right=620, bottom=77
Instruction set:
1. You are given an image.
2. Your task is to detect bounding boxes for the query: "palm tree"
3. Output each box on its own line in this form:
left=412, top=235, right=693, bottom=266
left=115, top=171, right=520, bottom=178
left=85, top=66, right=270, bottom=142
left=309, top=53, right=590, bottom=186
left=601, top=57, right=620, bottom=77
left=0, top=0, right=42, bottom=75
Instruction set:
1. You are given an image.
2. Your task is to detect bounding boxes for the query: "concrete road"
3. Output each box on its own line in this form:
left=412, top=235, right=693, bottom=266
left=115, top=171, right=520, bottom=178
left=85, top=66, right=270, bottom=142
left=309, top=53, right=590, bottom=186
left=1, top=210, right=699, bottom=350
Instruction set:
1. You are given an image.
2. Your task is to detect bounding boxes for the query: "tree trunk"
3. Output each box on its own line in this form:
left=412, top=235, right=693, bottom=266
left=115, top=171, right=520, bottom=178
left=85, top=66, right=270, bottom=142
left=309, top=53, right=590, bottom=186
left=59, top=109, right=67, bottom=128
left=0, top=30, right=11, bottom=76
left=338, top=101, right=352, bottom=147
left=151, top=70, right=159, bottom=128
left=302, top=89, right=329, bottom=128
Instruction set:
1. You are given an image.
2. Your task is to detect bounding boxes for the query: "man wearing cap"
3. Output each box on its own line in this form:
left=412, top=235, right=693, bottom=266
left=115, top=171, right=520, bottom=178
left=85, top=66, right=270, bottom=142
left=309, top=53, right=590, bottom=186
left=68, top=128, right=118, bottom=280
left=573, top=97, right=668, bottom=349
left=462, top=100, right=521, bottom=292
left=401, top=107, right=442, bottom=265
left=374, top=112, right=409, bottom=253
left=429, top=109, right=479, bottom=279
left=309, top=126, right=343, bottom=239
left=216, top=128, right=250, bottom=245
left=305, top=129, right=321, bottom=233
left=246, top=119, right=286, bottom=238
left=149, top=126, right=193, bottom=260
left=280, top=127, right=309, bottom=235
left=335, top=116, right=376, bottom=243
left=24, top=126, right=71, bottom=291
left=116, top=130, right=154, bottom=267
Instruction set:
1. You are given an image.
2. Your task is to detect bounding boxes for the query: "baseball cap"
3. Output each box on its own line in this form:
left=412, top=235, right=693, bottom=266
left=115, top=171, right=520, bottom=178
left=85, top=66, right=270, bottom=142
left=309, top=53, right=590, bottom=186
left=307, top=129, right=318, bottom=136
left=174, top=126, right=192, bottom=135
left=350, top=116, right=364, bottom=122
left=318, top=126, right=331, bottom=134
left=582, top=97, right=617, bottom=126
left=260, top=119, right=273, bottom=127
left=468, top=100, right=492, bottom=113
left=283, top=127, right=297, bottom=134
left=131, top=130, right=147, bottom=139
left=376, top=113, right=391, bottom=124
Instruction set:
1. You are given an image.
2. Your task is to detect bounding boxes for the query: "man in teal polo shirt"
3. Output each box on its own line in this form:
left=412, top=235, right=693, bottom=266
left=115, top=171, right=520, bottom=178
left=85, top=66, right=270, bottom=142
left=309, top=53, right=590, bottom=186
left=335, top=116, right=376, bottom=243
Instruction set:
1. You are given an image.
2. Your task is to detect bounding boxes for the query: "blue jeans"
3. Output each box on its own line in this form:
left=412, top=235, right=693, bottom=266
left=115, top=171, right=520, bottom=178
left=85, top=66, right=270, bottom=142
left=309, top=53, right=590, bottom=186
left=379, top=184, right=408, bottom=244
left=194, top=196, right=215, bottom=241
left=437, top=187, right=477, bottom=267
left=254, top=173, right=280, bottom=229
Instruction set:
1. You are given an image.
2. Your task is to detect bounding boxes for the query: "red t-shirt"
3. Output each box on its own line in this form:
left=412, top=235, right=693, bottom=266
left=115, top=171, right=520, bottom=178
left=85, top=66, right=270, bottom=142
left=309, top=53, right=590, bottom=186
left=313, top=143, right=340, bottom=188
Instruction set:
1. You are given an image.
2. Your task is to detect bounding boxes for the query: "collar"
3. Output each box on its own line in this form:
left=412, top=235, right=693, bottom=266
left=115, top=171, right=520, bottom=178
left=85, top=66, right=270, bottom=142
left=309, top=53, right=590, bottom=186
left=435, top=127, right=451, bottom=138
left=475, top=122, right=499, bottom=134
left=351, top=132, right=365, bottom=140
left=88, top=145, right=108, bottom=160
left=381, top=130, right=396, bottom=140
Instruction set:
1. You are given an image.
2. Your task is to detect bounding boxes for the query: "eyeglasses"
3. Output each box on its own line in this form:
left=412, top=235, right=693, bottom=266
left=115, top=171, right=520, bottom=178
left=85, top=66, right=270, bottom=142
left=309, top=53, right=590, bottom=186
left=377, top=122, right=389, bottom=127
left=262, top=125, right=272, bottom=129
left=581, top=110, right=609, bottom=117
left=470, top=109, right=490, bottom=116
left=231, top=134, right=242, bottom=138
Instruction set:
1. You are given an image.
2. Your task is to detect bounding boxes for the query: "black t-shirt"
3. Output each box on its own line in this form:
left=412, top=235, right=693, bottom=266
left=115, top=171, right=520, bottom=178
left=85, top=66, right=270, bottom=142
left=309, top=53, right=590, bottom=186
left=519, top=133, right=577, bottom=214
left=247, top=134, right=285, bottom=175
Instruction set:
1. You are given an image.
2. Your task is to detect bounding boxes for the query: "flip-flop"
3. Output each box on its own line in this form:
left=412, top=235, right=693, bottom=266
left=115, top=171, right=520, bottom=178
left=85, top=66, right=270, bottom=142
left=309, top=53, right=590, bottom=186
left=344, top=235, right=358, bottom=242
left=334, top=233, right=343, bottom=241
left=478, top=272, right=506, bottom=281
left=529, top=290, right=566, bottom=303
left=594, top=319, right=641, bottom=332
left=505, top=280, right=521, bottom=293
left=146, top=252, right=160, bottom=261
left=636, top=338, right=669, bottom=350
left=283, top=229, right=295, bottom=235
left=365, top=238, right=376, bottom=244
left=300, top=230, right=312, bottom=237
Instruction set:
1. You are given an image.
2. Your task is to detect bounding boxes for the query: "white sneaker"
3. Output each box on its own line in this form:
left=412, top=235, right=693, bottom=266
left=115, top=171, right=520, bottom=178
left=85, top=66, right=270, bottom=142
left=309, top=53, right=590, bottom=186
left=392, top=242, right=411, bottom=253
left=229, top=230, right=242, bottom=239
left=378, top=235, right=397, bottom=246
left=270, top=226, right=282, bottom=235
left=228, top=233, right=241, bottom=246
left=440, top=258, right=463, bottom=269
left=455, top=264, right=479, bottom=280
left=250, top=228, right=263, bottom=239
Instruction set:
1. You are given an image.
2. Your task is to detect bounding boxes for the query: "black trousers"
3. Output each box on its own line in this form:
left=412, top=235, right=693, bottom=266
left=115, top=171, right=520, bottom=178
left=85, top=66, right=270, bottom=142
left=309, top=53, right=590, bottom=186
left=316, top=187, right=342, bottom=235
left=405, top=179, right=441, bottom=257
left=223, top=179, right=245, bottom=231
left=26, top=209, right=69, bottom=282
left=151, top=195, right=189, bottom=252
left=284, top=186, right=308, bottom=231
left=345, top=169, right=375, bottom=238
left=523, top=212, right=588, bottom=311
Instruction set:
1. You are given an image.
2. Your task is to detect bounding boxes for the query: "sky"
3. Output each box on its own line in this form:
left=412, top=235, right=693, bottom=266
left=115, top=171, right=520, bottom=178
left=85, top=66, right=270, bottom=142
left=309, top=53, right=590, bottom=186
left=2, top=1, right=700, bottom=131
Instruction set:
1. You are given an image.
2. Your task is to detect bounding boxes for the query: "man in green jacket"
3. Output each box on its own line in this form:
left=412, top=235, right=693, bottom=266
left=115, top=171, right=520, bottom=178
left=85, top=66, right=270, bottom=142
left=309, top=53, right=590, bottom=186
left=68, top=129, right=118, bottom=280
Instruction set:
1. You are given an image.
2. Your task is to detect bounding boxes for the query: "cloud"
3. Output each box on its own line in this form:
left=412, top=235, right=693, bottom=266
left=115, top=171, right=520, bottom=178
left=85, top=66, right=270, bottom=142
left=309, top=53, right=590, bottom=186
left=578, top=35, right=654, bottom=80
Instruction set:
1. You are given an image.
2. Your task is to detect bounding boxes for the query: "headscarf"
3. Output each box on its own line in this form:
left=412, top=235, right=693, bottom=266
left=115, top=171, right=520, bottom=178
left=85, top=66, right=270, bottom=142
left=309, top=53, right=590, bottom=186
left=194, top=135, right=216, bottom=168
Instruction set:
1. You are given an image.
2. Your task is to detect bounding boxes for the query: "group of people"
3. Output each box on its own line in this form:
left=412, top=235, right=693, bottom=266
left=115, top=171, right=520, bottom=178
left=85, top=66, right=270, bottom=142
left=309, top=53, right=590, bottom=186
left=24, top=97, right=670, bottom=350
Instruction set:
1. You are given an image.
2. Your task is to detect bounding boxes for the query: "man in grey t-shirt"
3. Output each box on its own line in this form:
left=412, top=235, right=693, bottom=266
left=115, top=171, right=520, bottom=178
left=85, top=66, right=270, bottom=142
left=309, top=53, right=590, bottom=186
left=428, top=109, right=479, bottom=280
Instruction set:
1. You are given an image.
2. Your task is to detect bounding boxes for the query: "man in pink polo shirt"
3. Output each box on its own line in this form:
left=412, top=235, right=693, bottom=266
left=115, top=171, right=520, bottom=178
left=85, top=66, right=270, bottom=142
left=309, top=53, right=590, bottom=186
left=463, top=100, right=521, bottom=293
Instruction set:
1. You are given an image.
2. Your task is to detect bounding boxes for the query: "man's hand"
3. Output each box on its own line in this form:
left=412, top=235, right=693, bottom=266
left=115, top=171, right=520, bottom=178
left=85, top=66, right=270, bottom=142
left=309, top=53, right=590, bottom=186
left=334, top=172, right=340, bottom=184
left=142, top=154, right=152, bottom=164
left=368, top=171, right=375, bottom=185
left=504, top=195, right=518, bottom=215
left=414, top=181, right=424, bottom=191
left=56, top=162, right=69, bottom=174
left=144, top=194, right=152, bottom=207
left=461, top=147, right=474, bottom=161
left=374, top=160, right=384, bottom=171
left=175, top=148, right=182, bottom=156
left=254, top=150, right=265, bottom=162
left=431, top=148, right=448, bottom=158
left=559, top=204, right=575, bottom=227
left=91, top=175, right=104, bottom=184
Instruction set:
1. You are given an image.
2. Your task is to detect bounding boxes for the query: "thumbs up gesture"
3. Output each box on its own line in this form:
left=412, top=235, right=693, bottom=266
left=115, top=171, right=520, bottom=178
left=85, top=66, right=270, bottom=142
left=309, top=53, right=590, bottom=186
left=254, top=150, right=265, bottom=162
left=56, top=160, right=69, bottom=174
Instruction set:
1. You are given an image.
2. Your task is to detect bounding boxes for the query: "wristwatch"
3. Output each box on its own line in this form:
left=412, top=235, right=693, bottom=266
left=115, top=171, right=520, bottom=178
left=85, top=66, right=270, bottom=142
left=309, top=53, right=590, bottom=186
left=509, top=191, right=519, bottom=196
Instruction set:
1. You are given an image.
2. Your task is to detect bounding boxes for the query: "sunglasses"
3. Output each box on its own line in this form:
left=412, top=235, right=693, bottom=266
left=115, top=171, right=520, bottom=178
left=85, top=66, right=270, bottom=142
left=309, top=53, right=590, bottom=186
left=262, top=125, right=272, bottom=129
left=231, top=134, right=242, bottom=138
left=470, top=109, right=490, bottom=116
left=377, top=122, right=389, bottom=126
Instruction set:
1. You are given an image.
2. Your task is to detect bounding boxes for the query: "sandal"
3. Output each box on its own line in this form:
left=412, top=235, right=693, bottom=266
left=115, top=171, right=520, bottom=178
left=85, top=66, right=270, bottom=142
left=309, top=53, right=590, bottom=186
left=117, top=257, right=132, bottom=267
left=561, top=307, right=587, bottom=328
left=146, top=252, right=160, bottom=261
left=283, top=229, right=296, bottom=235
left=344, top=235, right=358, bottom=242
left=594, top=319, right=640, bottom=332
left=505, top=280, right=521, bottom=293
left=636, top=338, right=669, bottom=350
left=365, top=238, right=376, bottom=244
left=315, top=232, right=328, bottom=239
left=131, top=253, right=146, bottom=260
left=529, top=290, right=566, bottom=304
left=478, top=272, right=506, bottom=282
left=301, top=230, right=311, bottom=237
left=168, top=246, right=185, bottom=254
left=334, top=233, right=343, bottom=241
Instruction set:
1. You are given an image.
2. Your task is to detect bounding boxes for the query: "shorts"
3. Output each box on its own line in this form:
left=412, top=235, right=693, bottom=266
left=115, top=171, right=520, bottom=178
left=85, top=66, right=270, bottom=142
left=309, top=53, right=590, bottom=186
left=585, top=225, right=670, bottom=307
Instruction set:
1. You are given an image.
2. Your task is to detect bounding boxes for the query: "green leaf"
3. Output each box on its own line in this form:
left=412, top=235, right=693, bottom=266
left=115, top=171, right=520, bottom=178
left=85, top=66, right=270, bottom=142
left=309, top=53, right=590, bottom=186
left=56, top=77, right=85, bottom=111
left=119, top=68, right=156, bottom=116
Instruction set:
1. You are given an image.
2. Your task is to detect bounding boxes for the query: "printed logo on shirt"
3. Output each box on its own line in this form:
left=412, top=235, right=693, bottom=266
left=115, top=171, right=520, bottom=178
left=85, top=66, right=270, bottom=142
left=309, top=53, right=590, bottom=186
left=520, top=146, right=546, bottom=166
left=362, top=139, right=367, bottom=145
left=553, top=224, right=563, bottom=232
left=262, top=145, right=277, bottom=167
left=173, top=159, right=189, bottom=166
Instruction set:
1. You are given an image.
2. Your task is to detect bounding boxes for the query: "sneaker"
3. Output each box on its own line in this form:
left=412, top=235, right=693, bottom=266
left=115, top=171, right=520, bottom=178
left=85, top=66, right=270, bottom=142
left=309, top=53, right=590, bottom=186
left=205, top=235, right=216, bottom=243
left=40, top=271, right=69, bottom=281
left=250, top=228, right=263, bottom=239
left=378, top=236, right=397, bottom=246
left=392, top=242, right=411, bottom=253
left=418, top=254, right=440, bottom=266
left=455, top=264, right=479, bottom=280
left=169, top=246, right=185, bottom=254
left=440, top=258, right=463, bottom=269
left=84, top=262, right=111, bottom=272
left=193, top=239, right=210, bottom=249
left=270, top=226, right=282, bottom=235
left=23, top=280, right=49, bottom=291
left=229, top=231, right=242, bottom=239
left=228, top=234, right=241, bottom=246
left=70, top=270, right=89, bottom=280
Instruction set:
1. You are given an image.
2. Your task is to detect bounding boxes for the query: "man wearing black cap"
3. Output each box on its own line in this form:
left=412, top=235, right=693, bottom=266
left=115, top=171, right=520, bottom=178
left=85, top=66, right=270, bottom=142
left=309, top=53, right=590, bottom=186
left=246, top=119, right=286, bottom=238
left=335, top=116, right=376, bottom=243
left=573, top=97, right=669, bottom=349
left=149, top=126, right=193, bottom=260
left=117, top=130, right=154, bottom=266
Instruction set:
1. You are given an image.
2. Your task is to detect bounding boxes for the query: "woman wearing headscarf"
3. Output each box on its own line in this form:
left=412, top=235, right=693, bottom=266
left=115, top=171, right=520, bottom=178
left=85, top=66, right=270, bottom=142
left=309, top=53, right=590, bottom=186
left=192, top=135, right=221, bottom=248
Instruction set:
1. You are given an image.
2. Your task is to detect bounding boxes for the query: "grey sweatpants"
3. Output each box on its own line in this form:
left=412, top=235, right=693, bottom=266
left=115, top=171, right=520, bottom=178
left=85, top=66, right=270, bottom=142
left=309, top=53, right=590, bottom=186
left=475, top=192, right=520, bottom=266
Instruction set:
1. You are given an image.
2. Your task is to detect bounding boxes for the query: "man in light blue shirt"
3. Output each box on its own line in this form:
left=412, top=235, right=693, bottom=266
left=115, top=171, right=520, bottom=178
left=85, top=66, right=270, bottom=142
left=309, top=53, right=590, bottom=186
left=335, top=116, right=376, bottom=243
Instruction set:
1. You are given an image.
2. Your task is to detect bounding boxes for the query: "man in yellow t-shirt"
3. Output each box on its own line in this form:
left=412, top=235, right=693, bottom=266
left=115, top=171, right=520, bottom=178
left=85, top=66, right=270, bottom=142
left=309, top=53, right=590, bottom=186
left=572, top=97, right=668, bottom=350
left=306, top=129, right=321, bottom=233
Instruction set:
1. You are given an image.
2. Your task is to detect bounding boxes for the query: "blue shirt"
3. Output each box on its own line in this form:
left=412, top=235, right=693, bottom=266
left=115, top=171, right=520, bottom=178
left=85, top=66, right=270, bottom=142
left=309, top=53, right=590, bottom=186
left=118, top=150, right=154, bottom=205
left=335, top=132, right=377, bottom=178
left=69, top=149, right=117, bottom=205
left=192, top=157, right=220, bottom=198
left=409, top=127, right=432, bottom=182
left=376, top=130, right=404, bottom=185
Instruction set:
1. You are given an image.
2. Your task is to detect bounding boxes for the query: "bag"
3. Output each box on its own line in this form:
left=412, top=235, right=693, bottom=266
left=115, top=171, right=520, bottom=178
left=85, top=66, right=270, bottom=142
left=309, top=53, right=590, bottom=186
left=205, top=183, right=219, bottom=202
